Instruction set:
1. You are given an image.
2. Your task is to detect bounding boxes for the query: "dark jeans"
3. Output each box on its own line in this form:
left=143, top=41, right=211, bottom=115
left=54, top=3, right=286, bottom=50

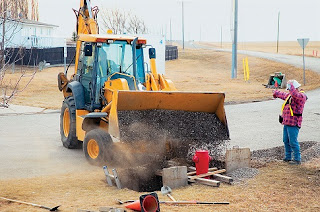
left=283, top=125, right=301, bottom=161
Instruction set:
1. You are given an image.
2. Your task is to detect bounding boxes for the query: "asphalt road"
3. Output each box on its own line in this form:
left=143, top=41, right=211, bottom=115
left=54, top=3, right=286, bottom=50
left=1, top=88, right=319, bottom=179
left=226, top=88, right=320, bottom=149
left=185, top=41, right=320, bottom=74
left=0, top=107, right=99, bottom=180
left=1, top=45, right=319, bottom=179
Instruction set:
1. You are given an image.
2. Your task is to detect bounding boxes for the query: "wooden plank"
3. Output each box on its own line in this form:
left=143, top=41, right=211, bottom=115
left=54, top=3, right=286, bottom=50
left=77, top=209, right=97, bottom=212
left=188, top=169, right=226, bottom=181
left=212, top=174, right=233, bottom=184
left=112, top=169, right=122, bottom=189
left=194, top=178, right=220, bottom=187
left=187, top=168, right=218, bottom=176
left=103, top=166, right=113, bottom=186
left=99, top=207, right=126, bottom=212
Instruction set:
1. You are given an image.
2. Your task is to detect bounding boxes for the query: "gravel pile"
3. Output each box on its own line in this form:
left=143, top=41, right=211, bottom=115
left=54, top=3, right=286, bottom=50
left=301, top=142, right=320, bottom=162
left=251, top=141, right=318, bottom=162
left=118, top=109, right=229, bottom=159
left=227, top=167, right=259, bottom=182
left=115, top=109, right=230, bottom=191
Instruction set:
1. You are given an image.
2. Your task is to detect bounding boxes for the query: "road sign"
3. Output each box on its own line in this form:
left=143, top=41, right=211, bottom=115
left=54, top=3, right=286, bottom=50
left=297, top=38, right=309, bottom=49
left=297, top=38, right=309, bottom=86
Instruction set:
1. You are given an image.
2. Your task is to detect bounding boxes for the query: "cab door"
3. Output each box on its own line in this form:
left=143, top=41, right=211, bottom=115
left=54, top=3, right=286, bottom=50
left=78, top=43, right=97, bottom=110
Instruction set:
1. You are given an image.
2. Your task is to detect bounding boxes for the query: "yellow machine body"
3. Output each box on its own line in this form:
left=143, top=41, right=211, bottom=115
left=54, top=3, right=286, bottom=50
left=58, top=0, right=229, bottom=164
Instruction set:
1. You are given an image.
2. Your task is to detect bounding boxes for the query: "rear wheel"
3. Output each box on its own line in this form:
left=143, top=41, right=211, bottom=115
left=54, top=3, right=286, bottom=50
left=83, top=129, right=113, bottom=165
left=60, top=96, right=81, bottom=149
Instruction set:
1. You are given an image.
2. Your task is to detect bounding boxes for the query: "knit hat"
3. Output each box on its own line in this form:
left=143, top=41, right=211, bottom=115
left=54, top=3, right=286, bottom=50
left=286, top=80, right=301, bottom=90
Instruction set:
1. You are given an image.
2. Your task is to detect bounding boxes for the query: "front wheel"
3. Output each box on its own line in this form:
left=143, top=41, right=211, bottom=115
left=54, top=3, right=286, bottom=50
left=83, top=129, right=114, bottom=166
left=60, top=96, right=81, bottom=149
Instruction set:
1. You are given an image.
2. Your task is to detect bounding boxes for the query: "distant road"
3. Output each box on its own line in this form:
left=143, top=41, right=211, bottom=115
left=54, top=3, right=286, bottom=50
left=180, top=41, right=320, bottom=73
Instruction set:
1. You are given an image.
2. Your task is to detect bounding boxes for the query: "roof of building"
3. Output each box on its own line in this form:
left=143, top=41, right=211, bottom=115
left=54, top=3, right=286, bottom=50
left=0, top=18, right=58, bottom=28
left=20, top=19, right=58, bottom=27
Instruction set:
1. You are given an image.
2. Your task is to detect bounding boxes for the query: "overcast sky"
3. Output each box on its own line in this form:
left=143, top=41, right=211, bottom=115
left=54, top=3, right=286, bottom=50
left=39, top=0, right=320, bottom=42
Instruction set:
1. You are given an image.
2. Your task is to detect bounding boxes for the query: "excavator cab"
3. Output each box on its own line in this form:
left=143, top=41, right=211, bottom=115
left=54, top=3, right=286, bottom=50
left=73, top=38, right=147, bottom=112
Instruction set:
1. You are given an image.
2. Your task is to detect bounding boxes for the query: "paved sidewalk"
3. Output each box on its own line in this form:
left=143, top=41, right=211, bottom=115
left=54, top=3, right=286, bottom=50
left=0, top=104, right=58, bottom=116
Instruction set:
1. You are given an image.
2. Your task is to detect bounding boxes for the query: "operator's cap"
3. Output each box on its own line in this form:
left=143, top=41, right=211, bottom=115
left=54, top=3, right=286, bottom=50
left=286, top=80, right=301, bottom=90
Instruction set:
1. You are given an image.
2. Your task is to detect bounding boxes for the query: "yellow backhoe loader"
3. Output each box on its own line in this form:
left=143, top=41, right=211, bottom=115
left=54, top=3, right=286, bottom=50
left=58, top=0, right=229, bottom=165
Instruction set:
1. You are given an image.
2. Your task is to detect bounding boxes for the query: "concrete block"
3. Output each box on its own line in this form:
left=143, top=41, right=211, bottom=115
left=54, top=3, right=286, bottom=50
left=225, top=147, right=251, bottom=173
left=162, top=166, right=188, bottom=189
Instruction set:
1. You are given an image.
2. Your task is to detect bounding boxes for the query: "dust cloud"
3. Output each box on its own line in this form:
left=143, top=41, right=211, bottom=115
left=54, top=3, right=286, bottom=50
left=105, top=109, right=230, bottom=191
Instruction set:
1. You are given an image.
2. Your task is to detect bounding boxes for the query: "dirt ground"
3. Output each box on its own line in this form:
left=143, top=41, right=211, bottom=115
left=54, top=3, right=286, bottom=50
left=4, top=48, right=320, bottom=109
left=0, top=161, right=319, bottom=212
left=1, top=48, right=320, bottom=211
left=202, top=41, right=320, bottom=57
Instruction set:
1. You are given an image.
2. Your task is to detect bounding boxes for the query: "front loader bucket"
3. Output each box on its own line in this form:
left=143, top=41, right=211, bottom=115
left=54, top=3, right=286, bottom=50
left=108, top=91, right=229, bottom=143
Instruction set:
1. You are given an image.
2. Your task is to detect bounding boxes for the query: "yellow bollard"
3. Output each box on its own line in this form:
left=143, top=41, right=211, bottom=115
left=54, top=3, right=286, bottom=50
left=243, top=58, right=247, bottom=81
left=245, top=57, right=250, bottom=81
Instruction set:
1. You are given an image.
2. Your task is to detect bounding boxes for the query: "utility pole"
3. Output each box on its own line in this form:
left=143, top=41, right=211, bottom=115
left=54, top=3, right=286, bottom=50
left=220, top=26, right=223, bottom=48
left=182, top=1, right=185, bottom=50
left=276, top=11, right=280, bottom=53
left=170, top=18, right=172, bottom=44
left=200, top=25, right=201, bottom=42
left=231, top=0, right=238, bottom=79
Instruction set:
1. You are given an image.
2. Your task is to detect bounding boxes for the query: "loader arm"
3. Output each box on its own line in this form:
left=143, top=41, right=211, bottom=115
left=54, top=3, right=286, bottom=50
left=145, top=48, right=177, bottom=91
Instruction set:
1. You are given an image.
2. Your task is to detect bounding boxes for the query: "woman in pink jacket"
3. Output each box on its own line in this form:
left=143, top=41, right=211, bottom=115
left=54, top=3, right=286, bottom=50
left=273, top=80, right=307, bottom=165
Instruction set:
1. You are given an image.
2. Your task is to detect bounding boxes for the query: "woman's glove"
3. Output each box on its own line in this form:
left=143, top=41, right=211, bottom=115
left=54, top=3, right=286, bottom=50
left=273, top=90, right=277, bottom=98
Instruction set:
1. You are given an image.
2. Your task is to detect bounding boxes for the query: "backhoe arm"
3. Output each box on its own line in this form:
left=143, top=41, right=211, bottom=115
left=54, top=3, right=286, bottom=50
left=74, top=0, right=99, bottom=74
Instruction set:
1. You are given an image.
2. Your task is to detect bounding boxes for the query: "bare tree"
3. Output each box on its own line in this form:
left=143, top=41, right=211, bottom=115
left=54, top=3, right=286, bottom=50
left=126, top=14, right=147, bottom=34
left=0, top=0, right=37, bottom=108
left=101, top=9, right=127, bottom=34
left=100, top=8, right=147, bottom=35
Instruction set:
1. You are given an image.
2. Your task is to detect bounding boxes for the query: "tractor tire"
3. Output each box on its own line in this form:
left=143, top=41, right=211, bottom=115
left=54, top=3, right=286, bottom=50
left=60, top=96, right=81, bottom=149
left=83, top=129, right=114, bottom=166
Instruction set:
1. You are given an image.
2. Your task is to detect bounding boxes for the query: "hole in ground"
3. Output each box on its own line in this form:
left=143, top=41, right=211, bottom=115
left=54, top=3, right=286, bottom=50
left=117, top=164, right=163, bottom=192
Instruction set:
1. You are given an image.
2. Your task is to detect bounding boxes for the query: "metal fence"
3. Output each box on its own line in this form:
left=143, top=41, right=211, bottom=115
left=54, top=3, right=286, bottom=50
left=6, top=45, right=178, bottom=66
left=165, top=45, right=178, bottom=61
left=6, top=47, right=76, bottom=66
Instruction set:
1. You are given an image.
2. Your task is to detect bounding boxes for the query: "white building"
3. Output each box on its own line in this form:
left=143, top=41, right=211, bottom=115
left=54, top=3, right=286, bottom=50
left=1, top=18, right=64, bottom=49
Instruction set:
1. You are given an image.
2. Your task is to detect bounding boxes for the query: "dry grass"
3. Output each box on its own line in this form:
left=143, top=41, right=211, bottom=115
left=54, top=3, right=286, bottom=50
left=0, top=162, right=319, bottom=211
left=202, top=41, right=320, bottom=57
left=166, top=48, right=320, bottom=103
left=4, top=48, right=320, bottom=109
left=1, top=48, right=320, bottom=211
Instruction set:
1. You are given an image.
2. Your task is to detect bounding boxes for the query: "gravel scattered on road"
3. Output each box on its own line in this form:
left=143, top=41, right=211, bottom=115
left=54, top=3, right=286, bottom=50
left=251, top=141, right=318, bottom=161
left=227, top=167, right=259, bottom=183
left=301, top=142, right=320, bottom=162
left=250, top=141, right=320, bottom=167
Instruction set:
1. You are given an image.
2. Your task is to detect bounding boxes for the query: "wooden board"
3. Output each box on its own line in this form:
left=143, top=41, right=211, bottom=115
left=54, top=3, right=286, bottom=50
left=194, top=178, right=220, bottom=187
left=188, top=169, right=226, bottom=181
left=187, top=168, right=218, bottom=176
left=212, top=174, right=233, bottom=184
